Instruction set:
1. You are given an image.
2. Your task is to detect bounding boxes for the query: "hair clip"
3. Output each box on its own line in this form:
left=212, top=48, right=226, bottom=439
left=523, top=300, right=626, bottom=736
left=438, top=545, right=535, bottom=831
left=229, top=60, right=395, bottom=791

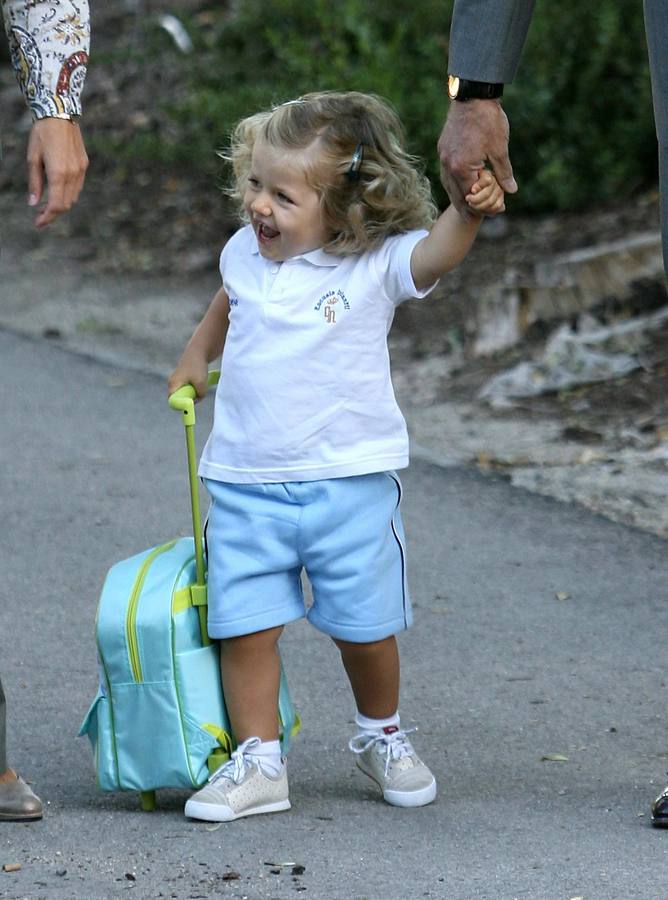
left=277, top=98, right=308, bottom=108
left=346, top=143, right=364, bottom=182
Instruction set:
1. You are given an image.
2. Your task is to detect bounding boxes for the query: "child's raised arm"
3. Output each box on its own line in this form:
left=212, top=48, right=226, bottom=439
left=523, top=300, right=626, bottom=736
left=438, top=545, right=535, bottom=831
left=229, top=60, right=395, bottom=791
left=168, top=286, right=231, bottom=399
left=410, top=169, right=505, bottom=291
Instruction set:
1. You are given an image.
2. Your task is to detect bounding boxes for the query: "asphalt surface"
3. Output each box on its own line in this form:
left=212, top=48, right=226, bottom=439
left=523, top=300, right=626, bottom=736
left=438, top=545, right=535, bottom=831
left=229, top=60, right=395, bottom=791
left=1, top=328, right=668, bottom=900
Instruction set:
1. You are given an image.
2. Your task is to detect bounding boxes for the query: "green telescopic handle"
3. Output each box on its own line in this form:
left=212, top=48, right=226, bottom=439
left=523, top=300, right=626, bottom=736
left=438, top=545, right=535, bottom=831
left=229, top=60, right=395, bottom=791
left=167, top=370, right=221, bottom=425
left=167, top=371, right=220, bottom=644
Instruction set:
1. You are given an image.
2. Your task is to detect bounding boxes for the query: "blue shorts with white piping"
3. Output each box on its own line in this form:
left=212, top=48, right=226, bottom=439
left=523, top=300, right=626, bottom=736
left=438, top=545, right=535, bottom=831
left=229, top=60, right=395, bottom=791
left=204, top=472, right=411, bottom=642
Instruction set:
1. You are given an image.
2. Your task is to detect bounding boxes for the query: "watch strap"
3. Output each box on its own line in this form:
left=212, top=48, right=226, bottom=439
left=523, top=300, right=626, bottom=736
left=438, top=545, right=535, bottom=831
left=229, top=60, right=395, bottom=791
left=448, top=76, right=504, bottom=102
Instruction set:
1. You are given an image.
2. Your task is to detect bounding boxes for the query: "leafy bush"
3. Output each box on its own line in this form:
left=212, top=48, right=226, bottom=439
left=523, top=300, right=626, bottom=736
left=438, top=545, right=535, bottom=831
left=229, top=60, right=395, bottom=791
left=162, top=0, right=449, bottom=188
left=111, top=0, right=657, bottom=213
left=505, top=4, right=656, bottom=210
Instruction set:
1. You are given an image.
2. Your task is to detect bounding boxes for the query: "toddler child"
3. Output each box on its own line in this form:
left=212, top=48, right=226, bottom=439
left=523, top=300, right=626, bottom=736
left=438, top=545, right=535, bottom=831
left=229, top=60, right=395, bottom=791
left=168, top=90, right=504, bottom=822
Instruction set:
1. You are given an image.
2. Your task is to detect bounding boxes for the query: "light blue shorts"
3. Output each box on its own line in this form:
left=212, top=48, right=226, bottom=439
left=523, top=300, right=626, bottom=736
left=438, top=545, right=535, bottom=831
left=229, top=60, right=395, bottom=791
left=204, top=472, right=412, bottom=642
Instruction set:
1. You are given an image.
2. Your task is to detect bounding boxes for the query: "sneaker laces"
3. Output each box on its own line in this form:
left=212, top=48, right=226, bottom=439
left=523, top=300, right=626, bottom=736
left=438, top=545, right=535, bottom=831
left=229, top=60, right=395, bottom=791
left=349, top=728, right=417, bottom=777
left=209, top=736, right=261, bottom=786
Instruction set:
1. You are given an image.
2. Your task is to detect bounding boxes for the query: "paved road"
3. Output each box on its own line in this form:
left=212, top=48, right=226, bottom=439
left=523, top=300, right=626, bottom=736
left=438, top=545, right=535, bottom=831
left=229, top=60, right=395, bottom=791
left=1, top=329, right=668, bottom=900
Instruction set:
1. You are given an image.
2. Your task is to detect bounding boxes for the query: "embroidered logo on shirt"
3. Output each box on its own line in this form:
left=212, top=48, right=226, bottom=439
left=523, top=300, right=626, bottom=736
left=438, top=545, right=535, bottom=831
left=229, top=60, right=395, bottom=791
left=314, top=289, right=350, bottom=324
left=229, top=296, right=239, bottom=306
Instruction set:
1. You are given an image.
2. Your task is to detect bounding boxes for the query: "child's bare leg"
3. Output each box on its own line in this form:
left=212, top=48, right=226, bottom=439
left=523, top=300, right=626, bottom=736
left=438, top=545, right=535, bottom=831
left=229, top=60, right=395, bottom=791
left=220, top=625, right=283, bottom=742
left=335, top=634, right=436, bottom=808
left=333, top=635, right=399, bottom=718
left=185, top=624, right=289, bottom=822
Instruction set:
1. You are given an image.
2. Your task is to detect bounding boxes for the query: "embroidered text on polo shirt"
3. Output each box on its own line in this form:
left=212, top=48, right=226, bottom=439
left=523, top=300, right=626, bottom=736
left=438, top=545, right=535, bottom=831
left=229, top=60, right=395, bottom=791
left=314, top=289, right=351, bottom=324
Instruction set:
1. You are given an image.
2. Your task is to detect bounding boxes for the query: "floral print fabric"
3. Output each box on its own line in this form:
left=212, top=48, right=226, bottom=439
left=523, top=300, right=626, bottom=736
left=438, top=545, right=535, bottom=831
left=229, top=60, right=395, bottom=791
left=2, top=0, right=90, bottom=119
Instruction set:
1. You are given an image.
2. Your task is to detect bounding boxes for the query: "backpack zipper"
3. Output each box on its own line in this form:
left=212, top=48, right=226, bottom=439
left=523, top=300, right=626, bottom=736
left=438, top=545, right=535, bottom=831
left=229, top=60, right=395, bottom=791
left=125, top=540, right=177, bottom=682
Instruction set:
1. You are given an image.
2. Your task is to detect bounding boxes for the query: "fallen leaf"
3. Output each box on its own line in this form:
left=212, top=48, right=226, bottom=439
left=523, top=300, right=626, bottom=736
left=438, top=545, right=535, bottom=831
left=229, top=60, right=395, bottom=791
left=541, top=753, right=569, bottom=762
left=555, top=591, right=571, bottom=601
left=292, top=865, right=306, bottom=876
left=222, top=872, right=241, bottom=881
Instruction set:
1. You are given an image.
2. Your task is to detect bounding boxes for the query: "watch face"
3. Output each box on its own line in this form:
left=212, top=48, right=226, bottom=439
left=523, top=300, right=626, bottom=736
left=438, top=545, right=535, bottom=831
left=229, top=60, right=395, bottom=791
left=448, top=75, right=460, bottom=100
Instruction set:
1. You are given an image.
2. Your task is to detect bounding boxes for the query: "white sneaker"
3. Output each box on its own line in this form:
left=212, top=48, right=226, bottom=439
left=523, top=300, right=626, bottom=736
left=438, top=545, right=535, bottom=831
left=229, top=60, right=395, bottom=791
left=184, top=737, right=290, bottom=822
left=349, top=726, right=437, bottom=808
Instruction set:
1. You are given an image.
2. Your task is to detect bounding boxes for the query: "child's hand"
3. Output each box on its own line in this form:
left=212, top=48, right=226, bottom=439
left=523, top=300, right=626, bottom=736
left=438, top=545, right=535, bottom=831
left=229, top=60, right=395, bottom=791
left=465, top=168, right=505, bottom=217
left=168, top=351, right=209, bottom=401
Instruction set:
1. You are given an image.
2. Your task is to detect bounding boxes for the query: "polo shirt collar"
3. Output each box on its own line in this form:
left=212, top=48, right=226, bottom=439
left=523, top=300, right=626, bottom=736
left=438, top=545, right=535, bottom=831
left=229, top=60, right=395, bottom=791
left=298, top=247, right=342, bottom=267
left=250, top=236, right=342, bottom=267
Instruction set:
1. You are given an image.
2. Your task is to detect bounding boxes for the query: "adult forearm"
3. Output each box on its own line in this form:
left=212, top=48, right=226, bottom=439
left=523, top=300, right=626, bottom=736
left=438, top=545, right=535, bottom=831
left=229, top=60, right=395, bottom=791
left=3, top=0, right=90, bottom=119
left=448, top=0, right=535, bottom=84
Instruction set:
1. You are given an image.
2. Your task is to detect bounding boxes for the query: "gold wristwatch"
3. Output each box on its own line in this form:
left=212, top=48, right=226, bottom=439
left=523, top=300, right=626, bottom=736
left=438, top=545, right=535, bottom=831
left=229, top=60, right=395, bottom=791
left=448, top=75, right=504, bottom=102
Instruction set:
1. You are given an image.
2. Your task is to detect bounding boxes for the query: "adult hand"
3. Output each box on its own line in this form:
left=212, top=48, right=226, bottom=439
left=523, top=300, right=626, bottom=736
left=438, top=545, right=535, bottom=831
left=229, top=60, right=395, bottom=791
left=26, top=117, right=89, bottom=228
left=438, top=99, right=517, bottom=222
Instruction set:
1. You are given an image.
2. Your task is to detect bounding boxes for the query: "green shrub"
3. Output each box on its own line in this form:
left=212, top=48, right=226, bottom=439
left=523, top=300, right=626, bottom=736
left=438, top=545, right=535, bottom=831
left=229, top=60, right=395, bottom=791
left=505, top=4, right=656, bottom=210
left=163, top=0, right=450, bottom=190
left=107, top=0, right=657, bottom=213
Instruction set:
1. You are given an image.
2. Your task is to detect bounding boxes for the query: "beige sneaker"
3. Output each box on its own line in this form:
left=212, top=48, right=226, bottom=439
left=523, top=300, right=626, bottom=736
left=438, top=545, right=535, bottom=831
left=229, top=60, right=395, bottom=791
left=349, top=726, right=437, bottom=808
left=184, top=737, right=290, bottom=822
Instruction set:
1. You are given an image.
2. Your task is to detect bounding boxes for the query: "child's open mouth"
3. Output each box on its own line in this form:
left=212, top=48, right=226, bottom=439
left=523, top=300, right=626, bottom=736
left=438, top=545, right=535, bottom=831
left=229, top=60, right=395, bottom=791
left=257, top=222, right=280, bottom=242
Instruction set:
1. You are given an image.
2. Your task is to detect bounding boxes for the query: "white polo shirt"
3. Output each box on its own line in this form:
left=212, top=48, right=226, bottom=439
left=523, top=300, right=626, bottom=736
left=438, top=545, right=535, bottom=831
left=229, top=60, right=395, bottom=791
left=198, top=224, right=436, bottom=484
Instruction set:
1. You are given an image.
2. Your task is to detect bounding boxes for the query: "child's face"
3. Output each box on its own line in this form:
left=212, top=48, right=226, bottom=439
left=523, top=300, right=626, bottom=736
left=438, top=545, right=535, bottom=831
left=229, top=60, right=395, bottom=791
left=244, top=139, right=330, bottom=261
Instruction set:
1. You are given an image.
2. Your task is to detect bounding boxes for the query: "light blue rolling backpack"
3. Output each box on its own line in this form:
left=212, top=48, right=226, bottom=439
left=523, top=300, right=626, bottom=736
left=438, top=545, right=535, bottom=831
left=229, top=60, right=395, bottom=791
left=79, top=373, right=300, bottom=810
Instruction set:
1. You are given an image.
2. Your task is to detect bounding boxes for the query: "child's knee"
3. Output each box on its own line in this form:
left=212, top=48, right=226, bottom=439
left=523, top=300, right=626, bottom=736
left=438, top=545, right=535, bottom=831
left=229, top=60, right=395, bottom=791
left=332, top=634, right=397, bottom=656
left=221, top=625, right=284, bottom=658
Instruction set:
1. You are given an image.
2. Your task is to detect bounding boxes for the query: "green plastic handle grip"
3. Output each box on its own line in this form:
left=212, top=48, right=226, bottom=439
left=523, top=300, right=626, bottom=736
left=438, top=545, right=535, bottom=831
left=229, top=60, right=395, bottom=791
left=168, top=370, right=220, bottom=425
left=167, top=369, right=220, bottom=646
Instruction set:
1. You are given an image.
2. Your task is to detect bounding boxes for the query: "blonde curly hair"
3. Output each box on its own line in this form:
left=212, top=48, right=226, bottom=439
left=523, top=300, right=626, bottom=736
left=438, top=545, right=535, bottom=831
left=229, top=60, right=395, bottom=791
left=225, top=91, right=437, bottom=256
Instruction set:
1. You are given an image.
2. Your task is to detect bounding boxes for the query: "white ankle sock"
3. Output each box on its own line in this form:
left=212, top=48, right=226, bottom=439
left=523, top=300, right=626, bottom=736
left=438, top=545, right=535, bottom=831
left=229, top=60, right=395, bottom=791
left=246, top=739, right=283, bottom=777
left=355, top=711, right=400, bottom=735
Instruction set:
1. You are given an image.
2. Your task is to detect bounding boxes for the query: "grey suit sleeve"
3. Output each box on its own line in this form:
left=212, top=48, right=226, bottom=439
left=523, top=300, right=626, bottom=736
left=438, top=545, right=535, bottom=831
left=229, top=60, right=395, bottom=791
left=448, top=0, right=536, bottom=84
left=644, top=0, right=668, bottom=276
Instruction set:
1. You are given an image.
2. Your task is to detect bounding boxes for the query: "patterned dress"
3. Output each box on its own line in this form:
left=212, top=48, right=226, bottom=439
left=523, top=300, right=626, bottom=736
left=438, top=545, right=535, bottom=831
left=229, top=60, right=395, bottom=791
left=2, top=0, right=90, bottom=119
